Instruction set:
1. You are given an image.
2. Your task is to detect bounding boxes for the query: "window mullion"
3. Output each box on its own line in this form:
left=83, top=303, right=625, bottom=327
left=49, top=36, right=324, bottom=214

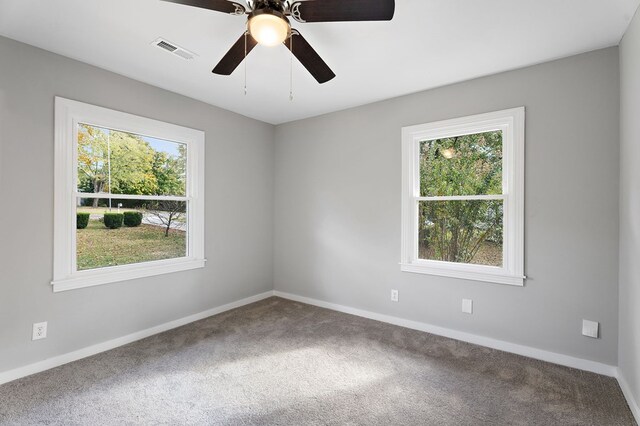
left=74, top=192, right=190, bottom=202
left=416, top=194, right=505, bottom=202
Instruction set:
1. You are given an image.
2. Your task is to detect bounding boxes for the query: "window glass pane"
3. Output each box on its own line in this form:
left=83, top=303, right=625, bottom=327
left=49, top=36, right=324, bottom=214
left=77, top=124, right=186, bottom=197
left=420, top=131, right=502, bottom=197
left=418, top=200, right=503, bottom=267
left=76, top=198, right=187, bottom=271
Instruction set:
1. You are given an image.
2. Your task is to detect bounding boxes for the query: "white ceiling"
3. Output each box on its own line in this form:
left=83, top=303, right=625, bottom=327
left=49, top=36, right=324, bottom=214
left=0, top=0, right=638, bottom=124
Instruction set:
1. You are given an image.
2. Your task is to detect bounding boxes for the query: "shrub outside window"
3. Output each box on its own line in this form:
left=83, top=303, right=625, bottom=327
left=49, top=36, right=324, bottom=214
left=400, top=108, right=525, bottom=285
left=52, top=98, right=205, bottom=292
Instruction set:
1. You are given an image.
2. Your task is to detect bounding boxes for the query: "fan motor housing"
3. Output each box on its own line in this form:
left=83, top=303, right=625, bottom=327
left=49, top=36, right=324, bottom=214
left=253, top=0, right=287, bottom=13
left=248, top=8, right=290, bottom=23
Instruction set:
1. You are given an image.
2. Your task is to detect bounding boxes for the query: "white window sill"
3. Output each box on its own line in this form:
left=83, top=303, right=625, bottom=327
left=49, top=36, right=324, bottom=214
left=400, top=262, right=525, bottom=286
left=51, top=258, right=206, bottom=292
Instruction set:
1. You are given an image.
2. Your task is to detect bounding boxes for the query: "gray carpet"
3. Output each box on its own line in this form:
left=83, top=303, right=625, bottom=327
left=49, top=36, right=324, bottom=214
left=0, top=297, right=636, bottom=425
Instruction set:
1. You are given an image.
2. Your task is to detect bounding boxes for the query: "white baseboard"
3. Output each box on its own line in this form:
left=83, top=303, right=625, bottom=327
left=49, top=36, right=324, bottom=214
left=273, top=290, right=618, bottom=377
left=0, top=291, right=275, bottom=386
left=617, top=369, right=640, bottom=424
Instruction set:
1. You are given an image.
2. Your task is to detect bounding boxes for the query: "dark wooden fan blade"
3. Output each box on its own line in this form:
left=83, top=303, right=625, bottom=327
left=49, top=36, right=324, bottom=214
left=289, top=0, right=394, bottom=23
left=160, top=0, right=246, bottom=15
left=284, top=31, right=335, bottom=84
left=212, top=33, right=258, bottom=75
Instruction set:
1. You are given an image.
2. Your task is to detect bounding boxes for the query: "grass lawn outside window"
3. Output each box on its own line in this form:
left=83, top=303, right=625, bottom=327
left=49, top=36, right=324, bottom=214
left=77, top=219, right=186, bottom=270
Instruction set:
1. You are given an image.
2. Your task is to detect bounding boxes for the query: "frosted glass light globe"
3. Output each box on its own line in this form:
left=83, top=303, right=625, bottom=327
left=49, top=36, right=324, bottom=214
left=248, top=13, right=290, bottom=46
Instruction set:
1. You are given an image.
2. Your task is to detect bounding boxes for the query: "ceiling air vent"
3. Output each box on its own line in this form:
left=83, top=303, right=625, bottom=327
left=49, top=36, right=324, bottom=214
left=152, top=38, right=197, bottom=61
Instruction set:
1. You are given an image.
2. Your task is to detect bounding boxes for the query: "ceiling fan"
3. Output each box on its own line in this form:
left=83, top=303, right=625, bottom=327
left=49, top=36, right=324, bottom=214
left=160, top=0, right=395, bottom=84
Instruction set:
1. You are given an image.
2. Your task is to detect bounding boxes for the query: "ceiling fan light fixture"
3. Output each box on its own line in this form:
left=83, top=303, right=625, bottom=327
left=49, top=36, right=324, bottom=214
left=248, top=9, right=291, bottom=46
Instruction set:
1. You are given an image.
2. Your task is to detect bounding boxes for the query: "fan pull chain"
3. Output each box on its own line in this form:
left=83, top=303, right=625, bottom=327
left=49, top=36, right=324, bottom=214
left=289, top=35, right=294, bottom=101
left=244, top=31, right=248, bottom=95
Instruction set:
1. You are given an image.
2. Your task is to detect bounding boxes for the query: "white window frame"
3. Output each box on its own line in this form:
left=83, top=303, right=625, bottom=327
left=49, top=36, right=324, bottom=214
left=400, top=107, right=525, bottom=286
left=52, top=97, right=206, bottom=292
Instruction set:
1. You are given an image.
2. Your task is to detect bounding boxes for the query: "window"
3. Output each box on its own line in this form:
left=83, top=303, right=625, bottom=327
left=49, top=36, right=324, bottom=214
left=401, top=108, right=525, bottom=285
left=52, top=98, right=205, bottom=292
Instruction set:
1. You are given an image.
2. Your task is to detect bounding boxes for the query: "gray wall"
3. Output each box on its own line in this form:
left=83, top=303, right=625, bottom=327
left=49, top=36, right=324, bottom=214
left=0, top=36, right=275, bottom=373
left=274, top=47, right=621, bottom=365
left=619, top=8, right=640, bottom=410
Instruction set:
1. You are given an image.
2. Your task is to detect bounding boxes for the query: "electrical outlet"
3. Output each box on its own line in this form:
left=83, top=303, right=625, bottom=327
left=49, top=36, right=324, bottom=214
left=582, top=320, right=599, bottom=338
left=32, top=322, right=47, bottom=340
left=390, top=289, right=399, bottom=302
left=462, top=299, right=473, bottom=314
